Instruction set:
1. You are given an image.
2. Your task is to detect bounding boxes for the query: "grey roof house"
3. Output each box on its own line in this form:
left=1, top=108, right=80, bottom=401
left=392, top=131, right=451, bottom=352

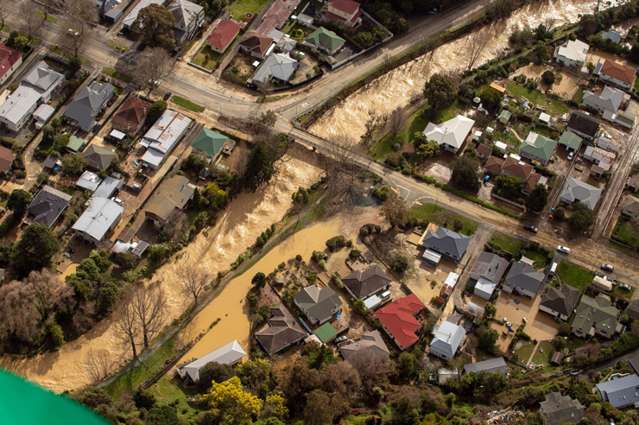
left=342, top=263, right=391, bottom=299
left=255, top=306, right=308, bottom=356
left=250, top=53, right=298, bottom=88
left=421, top=225, right=471, bottom=264
left=177, top=340, right=246, bottom=383
left=596, top=374, right=639, bottom=409
left=572, top=294, right=620, bottom=338
left=293, top=284, right=341, bottom=325
left=463, top=357, right=508, bottom=376
left=64, top=81, right=114, bottom=132
left=26, top=185, right=72, bottom=228
left=470, top=252, right=508, bottom=300
left=168, top=0, right=205, bottom=44
left=430, top=320, right=466, bottom=360
left=82, top=145, right=117, bottom=172
left=502, top=260, right=545, bottom=298
left=72, top=197, right=123, bottom=244
left=559, top=177, right=603, bottom=210
left=339, top=330, right=390, bottom=363
left=144, top=175, right=195, bottom=226
left=539, top=283, right=581, bottom=321
left=539, top=392, right=585, bottom=425
left=582, top=85, right=624, bottom=116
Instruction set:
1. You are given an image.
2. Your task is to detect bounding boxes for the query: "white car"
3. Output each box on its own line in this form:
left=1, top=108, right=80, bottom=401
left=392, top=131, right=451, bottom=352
left=556, top=245, right=571, bottom=255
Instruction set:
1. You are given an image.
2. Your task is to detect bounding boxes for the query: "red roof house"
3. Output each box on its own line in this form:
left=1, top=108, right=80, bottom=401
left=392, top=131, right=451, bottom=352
left=207, top=19, right=241, bottom=53
left=0, top=43, right=21, bottom=85
left=0, top=145, right=15, bottom=174
left=111, top=96, right=150, bottom=136
left=325, top=0, right=362, bottom=27
left=374, top=294, right=425, bottom=350
left=239, top=32, right=274, bottom=59
left=597, top=59, right=636, bottom=90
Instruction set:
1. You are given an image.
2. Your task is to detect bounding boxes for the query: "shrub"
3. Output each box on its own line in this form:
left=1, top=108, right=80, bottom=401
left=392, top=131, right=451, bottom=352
left=325, top=235, right=347, bottom=252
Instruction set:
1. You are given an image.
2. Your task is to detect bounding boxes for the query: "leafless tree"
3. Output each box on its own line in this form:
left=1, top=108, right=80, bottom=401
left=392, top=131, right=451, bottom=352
left=176, top=258, right=210, bottom=306
left=132, top=283, right=167, bottom=349
left=465, top=28, right=492, bottom=71
left=0, top=0, right=9, bottom=32
left=347, top=351, right=392, bottom=394
left=85, top=348, right=114, bottom=382
left=382, top=191, right=408, bottom=229
left=131, top=47, right=174, bottom=95
left=58, top=0, right=96, bottom=58
left=320, top=135, right=362, bottom=210
left=19, top=2, right=45, bottom=39
left=388, top=108, right=405, bottom=136
left=114, top=300, right=139, bottom=359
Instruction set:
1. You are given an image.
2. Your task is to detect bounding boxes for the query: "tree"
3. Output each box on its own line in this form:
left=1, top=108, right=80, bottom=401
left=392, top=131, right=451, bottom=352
left=479, top=87, right=503, bottom=114
left=202, top=182, right=228, bottom=210
left=146, top=100, right=167, bottom=126
left=484, top=303, right=496, bottom=320
left=252, top=272, right=266, bottom=288
left=477, top=326, right=498, bottom=354
left=7, top=189, right=32, bottom=216
left=261, top=392, right=288, bottom=421
left=415, top=137, right=440, bottom=159
left=466, top=29, right=491, bottom=70
left=61, top=154, right=86, bottom=177
left=198, top=362, right=236, bottom=391
left=320, top=135, right=361, bottom=209
left=131, top=284, right=167, bottom=348
left=18, top=1, right=45, bottom=40
left=12, top=224, right=59, bottom=278
left=450, top=157, right=480, bottom=193
left=133, top=4, right=176, bottom=50
left=236, top=358, right=275, bottom=398
left=526, top=184, right=548, bottom=213
left=243, top=134, right=290, bottom=191
left=199, top=0, right=226, bottom=18
left=177, top=258, right=210, bottom=305
left=423, top=73, right=457, bottom=111
left=541, top=70, right=555, bottom=86
left=278, top=359, right=321, bottom=416
left=147, top=405, right=179, bottom=425
left=389, top=108, right=405, bottom=135
left=578, top=14, right=599, bottom=38
left=493, top=175, right=523, bottom=201
left=132, top=47, right=173, bottom=95
left=114, top=299, right=139, bottom=359
left=569, top=203, right=594, bottom=234
left=303, top=389, right=347, bottom=425
left=397, top=352, right=418, bottom=382
left=382, top=192, right=408, bottom=228
left=58, top=0, right=97, bottom=58
left=208, top=376, right=263, bottom=425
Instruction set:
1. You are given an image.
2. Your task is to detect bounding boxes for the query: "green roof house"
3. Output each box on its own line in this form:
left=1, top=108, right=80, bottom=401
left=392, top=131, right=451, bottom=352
left=191, top=128, right=230, bottom=159
left=558, top=130, right=583, bottom=152
left=520, top=132, right=557, bottom=165
left=314, top=321, right=338, bottom=343
left=498, top=110, right=512, bottom=125
left=305, top=27, right=345, bottom=56
left=571, top=294, right=620, bottom=339
left=66, top=135, right=87, bottom=153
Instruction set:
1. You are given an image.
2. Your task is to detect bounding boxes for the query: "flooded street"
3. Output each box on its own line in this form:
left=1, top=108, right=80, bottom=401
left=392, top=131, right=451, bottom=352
left=309, top=0, right=622, bottom=143
left=0, top=156, right=321, bottom=392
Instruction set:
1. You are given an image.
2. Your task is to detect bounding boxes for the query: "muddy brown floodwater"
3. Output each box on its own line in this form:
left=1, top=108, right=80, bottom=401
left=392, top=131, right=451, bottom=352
left=309, top=0, right=624, bottom=143
left=0, top=156, right=321, bottom=392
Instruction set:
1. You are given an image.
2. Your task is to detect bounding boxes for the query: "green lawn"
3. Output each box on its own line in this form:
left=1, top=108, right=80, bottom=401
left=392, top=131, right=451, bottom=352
left=612, top=219, right=639, bottom=250
left=409, top=203, right=478, bottom=235
left=488, top=232, right=523, bottom=257
left=506, top=81, right=570, bottom=115
left=531, top=341, right=554, bottom=366
left=515, top=342, right=535, bottom=363
left=148, top=376, right=200, bottom=422
left=171, top=95, right=205, bottom=113
left=228, top=0, right=270, bottom=19
left=556, top=260, right=594, bottom=291
left=103, top=67, right=132, bottom=83
left=192, top=45, right=221, bottom=71
left=520, top=246, right=551, bottom=268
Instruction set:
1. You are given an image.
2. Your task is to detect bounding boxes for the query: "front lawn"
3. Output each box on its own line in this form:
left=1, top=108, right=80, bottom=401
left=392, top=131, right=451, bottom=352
left=409, top=203, right=478, bottom=235
left=228, top=0, right=269, bottom=20
left=171, top=95, right=205, bottom=113
left=488, top=232, right=523, bottom=257
left=192, top=45, right=221, bottom=71
left=506, top=81, right=570, bottom=115
left=612, top=218, right=639, bottom=250
left=520, top=246, right=551, bottom=268
left=556, top=260, right=594, bottom=291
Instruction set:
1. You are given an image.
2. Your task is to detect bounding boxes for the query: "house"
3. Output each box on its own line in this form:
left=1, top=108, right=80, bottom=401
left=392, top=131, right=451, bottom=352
left=177, top=340, right=246, bottom=383
left=502, top=260, right=545, bottom=298
left=582, top=85, right=625, bottom=116
left=422, top=115, right=475, bottom=153
left=26, top=185, right=72, bottom=228
left=628, top=174, right=639, bottom=192
left=305, top=27, right=345, bottom=55
left=0, top=145, right=15, bottom=174
left=99, top=0, right=131, bottom=23
left=255, top=306, right=307, bottom=356
left=250, top=53, right=299, bottom=88
left=557, top=131, right=583, bottom=153
left=470, top=252, right=509, bottom=300
left=66, top=135, right=87, bottom=153
left=64, top=81, right=114, bottom=132
left=437, top=368, right=459, bottom=385
left=484, top=156, right=547, bottom=195
left=622, top=196, right=639, bottom=220
left=33, top=104, right=55, bottom=129
left=421, top=224, right=471, bottom=265
left=75, top=170, right=102, bottom=192
left=72, top=197, right=123, bottom=244
left=596, top=374, right=639, bottom=409
left=191, top=128, right=230, bottom=160
left=554, top=39, right=589, bottom=68
left=122, top=0, right=164, bottom=29
left=600, top=30, right=622, bottom=44
left=325, top=0, right=362, bottom=28
left=268, top=29, right=296, bottom=53
left=207, top=19, right=241, bottom=53
left=82, top=145, right=117, bottom=172
left=239, top=32, right=274, bottom=59
left=520, top=132, right=557, bottom=165
left=342, top=263, right=391, bottom=300
left=293, top=284, right=341, bottom=325
left=254, top=0, right=301, bottom=35
left=93, top=176, right=123, bottom=199
left=463, top=357, right=508, bottom=376
left=144, top=174, right=195, bottom=226
left=0, top=61, right=64, bottom=132
left=559, top=177, right=602, bottom=210
left=0, top=42, right=21, bottom=85
left=375, top=294, right=425, bottom=350
left=339, top=330, right=390, bottom=363
left=571, top=294, right=620, bottom=338
left=168, top=0, right=205, bottom=44
left=595, top=59, right=636, bottom=91
left=583, top=146, right=615, bottom=168
left=539, top=283, right=581, bottom=321
left=539, top=392, right=585, bottom=425
left=595, top=134, right=621, bottom=153
left=111, top=96, right=149, bottom=136
left=567, top=112, right=599, bottom=141
left=498, top=110, right=512, bottom=125
left=140, top=109, right=192, bottom=169
left=430, top=320, right=466, bottom=360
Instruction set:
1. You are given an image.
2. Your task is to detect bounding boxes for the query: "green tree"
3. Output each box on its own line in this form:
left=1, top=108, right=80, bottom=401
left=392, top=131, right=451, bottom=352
left=252, top=272, right=266, bottom=288
left=569, top=203, right=594, bottom=234
left=450, top=157, right=480, bottom=193
left=133, top=4, right=176, bottom=50
left=7, top=189, right=32, bottom=216
left=198, top=0, right=226, bottom=17
left=208, top=376, right=263, bottom=425
left=243, top=135, right=289, bottom=191
left=261, top=392, right=288, bottom=421
left=146, top=405, right=178, bottom=425
left=12, top=224, right=59, bottom=278
left=479, top=87, right=503, bottom=114
left=397, top=352, right=418, bottom=381
left=146, top=101, right=167, bottom=126
left=477, top=326, right=498, bottom=354
left=526, top=184, right=548, bottom=213
left=484, top=303, right=496, bottom=320
left=423, top=73, right=457, bottom=111
left=541, top=70, right=555, bottom=86
left=202, top=182, right=228, bottom=210
left=61, top=154, right=86, bottom=177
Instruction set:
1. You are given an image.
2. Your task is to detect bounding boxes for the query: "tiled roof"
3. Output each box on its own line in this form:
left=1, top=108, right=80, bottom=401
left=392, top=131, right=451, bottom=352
left=600, top=59, right=636, bottom=85
left=375, top=294, right=424, bottom=350
left=207, top=19, right=241, bottom=52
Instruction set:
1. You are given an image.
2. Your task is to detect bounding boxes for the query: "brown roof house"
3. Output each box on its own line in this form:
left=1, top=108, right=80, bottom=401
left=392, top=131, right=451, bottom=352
left=239, top=32, right=274, bottom=59
left=293, top=284, right=341, bottom=325
left=596, top=59, right=637, bottom=91
left=325, top=0, right=362, bottom=27
left=0, top=145, right=15, bottom=174
left=112, top=96, right=150, bottom=136
left=342, top=263, right=392, bottom=300
left=82, top=145, right=117, bottom=172
left=144, top=174, right=195, bottom=227
left=208, top=19, right=241, bottom=53
left=255, top=306, right=308, bottom=356
left=339, top=330, right=390, bottom=363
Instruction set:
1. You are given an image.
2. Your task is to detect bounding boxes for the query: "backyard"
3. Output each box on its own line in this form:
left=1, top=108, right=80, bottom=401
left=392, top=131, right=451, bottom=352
left=228, top=0, right=269, bottom=20
left=506, top=81, right=570, bottom=116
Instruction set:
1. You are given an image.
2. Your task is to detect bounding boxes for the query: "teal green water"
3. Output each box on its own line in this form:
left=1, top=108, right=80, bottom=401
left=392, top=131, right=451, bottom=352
left=0, top=369, right=108, bottom=425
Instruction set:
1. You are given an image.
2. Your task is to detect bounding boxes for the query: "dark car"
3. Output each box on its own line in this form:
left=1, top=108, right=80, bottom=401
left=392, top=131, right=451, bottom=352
left=600, top=263, right=614, bottom=273
left=523, top=224, right=538, bottom=233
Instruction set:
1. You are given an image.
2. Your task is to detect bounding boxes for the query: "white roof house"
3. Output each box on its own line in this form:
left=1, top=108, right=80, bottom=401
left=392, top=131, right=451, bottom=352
left=430, top=321, right=466, bottom=360
left=474, top=277, right=497, bottom=300
left=177, top=340, right=246, bottom=382
left=140, top=109, right=192, bottom=168
left=555, top=39, right=589, bottom=68
left=250, top=52, right=299, bottom=86
left=122, top=0, right=164, bottom=29
left=0, top=85, right=41, bottom=131
left=422, top=115, right=475, bottom=153
left=75, top=171, right=102, bottom=192
left=72, top=197, right=123, bottom=243
left=33, top=103, right=55, bottom=129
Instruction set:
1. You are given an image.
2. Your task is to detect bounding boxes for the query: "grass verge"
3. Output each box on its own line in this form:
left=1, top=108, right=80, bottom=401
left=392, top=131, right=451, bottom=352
left=171, top=95, right=205, bottom=113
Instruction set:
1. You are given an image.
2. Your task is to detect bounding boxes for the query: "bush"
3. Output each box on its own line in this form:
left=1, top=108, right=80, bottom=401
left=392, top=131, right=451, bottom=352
left=541, top=70, right=555, bottom=86
left=389, top=254, right=409, bottom=276
left=325, top=236, right=347, bottom=252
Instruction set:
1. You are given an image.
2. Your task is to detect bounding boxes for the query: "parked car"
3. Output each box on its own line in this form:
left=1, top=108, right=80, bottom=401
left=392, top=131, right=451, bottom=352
left=600, top=263, right=614, bottom=273
left=549, top=262, right=558, bottom=275
left=523, top=223, right=538, bottom=233
left=556, top=245, right=571, bottom=255
left=567, top=151, right=575, bottom=161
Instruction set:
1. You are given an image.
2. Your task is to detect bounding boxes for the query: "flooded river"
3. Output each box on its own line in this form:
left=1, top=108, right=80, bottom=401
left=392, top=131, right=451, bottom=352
left=0, top=156, right=320, bottom=392
left=309, top=0, right=623, bottom=143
